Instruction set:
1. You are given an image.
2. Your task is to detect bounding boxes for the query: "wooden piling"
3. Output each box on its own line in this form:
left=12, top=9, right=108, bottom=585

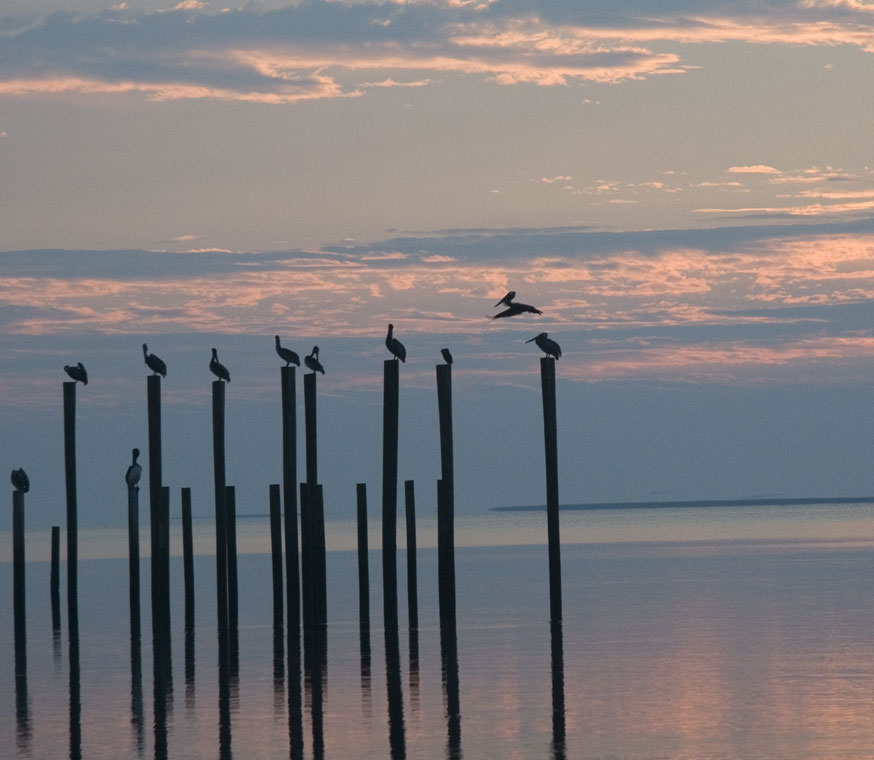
left=63, top=381, right=79, bottom=628
left=13, top=490, right=25, bottom=628
left=304, top=372, right=318, bottom=486
left=269, top=484, right=284, bottom=627
left=299, top=483, right=314, bottom=632
left=280, top=366, right=300, bottom=626
left=147, top=375, right=166, bottom=626
left=356, top=483, right=370, bottom=626
left=157, top=486, right=171, bottom=633
left=539, top=357, right=562, bottom=622
left=50, top=526, right=60, bottom=631
left=127, top=484, right=140, bottom=637
left=436, top=363, right=456, bottom=627
left=404, top=480, right=418, bottom=632
left=181, top=487, right=194, bottom=630
left=212, top=380, right=229, bottom=639
left=226, top=485, right=239, bottom=657
left=312, top=484, right=327, bottom=625
left=382, top=359, right=400, bottom=624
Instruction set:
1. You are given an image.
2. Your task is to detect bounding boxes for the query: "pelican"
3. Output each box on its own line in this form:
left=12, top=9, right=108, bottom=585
left=64, top=362, right=88, bottom=385
left=125, top=448, right=142, bottom=488
left=142, top=343, right=167, bottom=377
left=209, top=348, right=231, bottom=382
left=441, top=348, right=453, bottom=365
left=305, top=346, right=325, bottom=374
left=11, top=468, right=29, bottom=493
left=385, top=324, right=406, bottom=362
left=274, top=335, right=300, bottom=367
left=492, top=301, right=542, bottom=319
left=495, top=291, right=516, bottom=308
left=526, top=332, right=562, bottom=360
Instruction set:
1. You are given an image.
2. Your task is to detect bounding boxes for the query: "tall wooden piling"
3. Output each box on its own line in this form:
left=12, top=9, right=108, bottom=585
left=404, top=480, right=418, bottom=632
left=280, top=366, right=300, bottom=626
left=181, top=487, right=194, bottom=630
left=51, top=526, right=60, bottom=631
left=436, top=363, right=456, bottom=626
left=269, top=484, right=284, bottom=628
left=299, top=483, right=314, bottom=632
left=312, top=484, right=327, bottom=626
left=226, top=485, right=239, bottom=637
left=63, top=381, right=79, bottom=628
left=147, top=375, right=166, bottom=628
left=212, top=380, right=229, bottom=639
left=539, top=357, right=562, bottom=622
left=127, top=483, right=140, bottom=637
left=382, top=359, right=400, bottom=625
left=157, top=486, right=171, bottom=633
left=304, top=372, right=318, bottom=486
left=356, top=483, right=370, bottom=626
left=13, top=490, right=26, bottom=630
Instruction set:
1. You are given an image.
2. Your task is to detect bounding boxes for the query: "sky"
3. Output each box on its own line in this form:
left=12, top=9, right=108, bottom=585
left=3, top=0, right=874, bottom=530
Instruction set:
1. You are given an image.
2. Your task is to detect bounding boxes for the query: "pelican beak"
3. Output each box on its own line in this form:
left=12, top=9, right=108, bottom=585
left=525, top=337, right=536, bottom=343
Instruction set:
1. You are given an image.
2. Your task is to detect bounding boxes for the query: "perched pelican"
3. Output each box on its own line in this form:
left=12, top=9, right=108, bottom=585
left=385, top=324, right=406, bottom=362
left=209, top=348, right=231, bottom=382
left=441, top=348, right=453, bottom=365
left=125, top=448, right=142, bottom=488
left=142, top=343, right=167, bottom=377
left=492, top=301, right=542, bottom=319
left=305, top=346, right=325, bottom=374
left=11, top=468, right=29, bottom=493
left=495, top=291, right=516, bottom=308
left=274, top=335, right=300, bottom=367
left=526, top=332, right=562, bottom=360
left=64, top=362, right=88, bottom=385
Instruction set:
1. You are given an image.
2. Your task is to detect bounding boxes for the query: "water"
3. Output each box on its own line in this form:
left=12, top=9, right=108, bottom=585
left=4, top=503, right=874, bottom=759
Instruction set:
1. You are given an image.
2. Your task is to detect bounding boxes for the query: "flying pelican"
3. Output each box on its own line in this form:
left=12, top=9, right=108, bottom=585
left=274, top=335, right=300, bottom=367
left=305, top=346, right=325, bottom=374
left=385, top=324, right=406, bottom=362
left=11, top=468, right=29, bottom=493
left=64, top=362, right=88, bottom=385
left=209, top=348, right=231, bottom=382
left=495, top=291, right=516, bottom=308
left=526, top=332, right=562, bottom=360
left=125, top=448, right=142, bottom=488
left=142, top=343, right=167, bottom=377
left=492, top=301, right=542, bottom=319
left=441, top=348, right=453, bottom=365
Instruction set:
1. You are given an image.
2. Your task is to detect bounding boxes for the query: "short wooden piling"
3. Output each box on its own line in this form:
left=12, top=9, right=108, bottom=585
left=356, top=483, right=370, bottom=625
left=280, top=366, right=300, bottom=626
left=312, top=484, right=327, bottom=625
left=212, top=380, right=229, bottom=639
left=181, top=488, right=194, bottom=629
left=13, top=490, right=26, bottom=628
left=269, top=484, right=284, bottom=627
left=50, top=526, right=60, bottom=631
left=63, top=381, right=79, bottom=628
left=539, top=357, right=562, bottom=622
left=404, top=480, right=418, bottom=632
left=304, top=372, right=318, bottom=486
left=382, top=359, right=400, bottom=625
left=299, top=483, right=314, bottom=631
left=127, top=484, right=140, bottom=636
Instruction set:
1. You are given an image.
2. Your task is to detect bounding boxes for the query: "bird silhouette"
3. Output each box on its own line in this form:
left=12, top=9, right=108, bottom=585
left=385, top=324, right=406, bottom=362
left=11, top=468, right=29, bottom=493
left=64, top=362, right=88, bottom=385
left=495, top=291, right=516, bottom=308
left=142, top=343, right=167, bottom=377
left=441, top=348, right=453, bottom=365
left=274, top=335, right=300, bottom=367
left=125, top=448, right=142, bottom=488
left=209, top=348, right=231, bottom=382
left=492, top=301, right=542, bottom=319
left=305, top=346, right=325, bottom=374
left=525, top=332, right=562, bottom=360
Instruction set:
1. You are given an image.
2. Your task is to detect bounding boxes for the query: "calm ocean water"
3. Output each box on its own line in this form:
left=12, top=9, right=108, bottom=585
left=4, top=502, right=874, bottom=759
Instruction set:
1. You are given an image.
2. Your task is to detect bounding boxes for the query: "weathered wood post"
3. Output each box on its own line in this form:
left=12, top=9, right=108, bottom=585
left=226, top=485, right=239, bottom=660
left=157, top=486, right=171, bottom=636
left=63, top=381, right=79, bottom=630
left=304, top=372, right=318, bottom=486
left=181, top=487, right=194, bottom=630
left=212, top=379, right=230, bottom=644
left=404, top=480, right=418, bottom=632
left=382, top=359, right=400, bottom=628
left=312, top=484, right=327, bottom=627
left=269, top=484, right=284, bottom=628
left=356, top=483, right=370, bottom=626
left=13, top=487, right=27, bottom=736
left=127, top=481, right=140, bottom=638
left=147, top=375, right=168, bottom=633
left=281, top=365, right=300, bottom=626
left=50, top=525, right=61, bottom=632
left=299, top=484, right=314, bottom=633
left=436, top=361, right=455, bottom=627
left=13, top=489, right=25, bottom=626
left=539, top=357, right=562, bottom=622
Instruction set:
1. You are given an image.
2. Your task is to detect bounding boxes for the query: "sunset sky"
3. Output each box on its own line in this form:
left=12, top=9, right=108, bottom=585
left=3, top=0, right=874, bottom=529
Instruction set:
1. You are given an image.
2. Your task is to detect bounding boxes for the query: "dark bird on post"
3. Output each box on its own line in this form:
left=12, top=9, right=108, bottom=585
left=305, top=346, right=325, bottom=375
left=441, top=348, right=453, bottom=365
left=526, top=332, right=562, bottom=360
left=274, top=335, right=300, bottom=367
left=385, top=324, right=406, bottom=362
left=125, top=448, right=142, bottom=488
left=11, top=468, right=29, bottom=493
left=209, top=348, right=231, bottom=382
left=142, top=343, right=167, bottom=377
left=64, top=362, right=88, bottom=385
left=493, top=301, right=542, bottom=319
left=495, top=291, right=516, bottom=308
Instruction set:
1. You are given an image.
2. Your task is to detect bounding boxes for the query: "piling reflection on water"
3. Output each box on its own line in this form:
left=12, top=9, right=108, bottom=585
left=550, top=618, right=566, bottom=760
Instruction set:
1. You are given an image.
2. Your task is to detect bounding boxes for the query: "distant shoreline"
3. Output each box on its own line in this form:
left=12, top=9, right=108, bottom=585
left=492, top=496, right=874, bottom=512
